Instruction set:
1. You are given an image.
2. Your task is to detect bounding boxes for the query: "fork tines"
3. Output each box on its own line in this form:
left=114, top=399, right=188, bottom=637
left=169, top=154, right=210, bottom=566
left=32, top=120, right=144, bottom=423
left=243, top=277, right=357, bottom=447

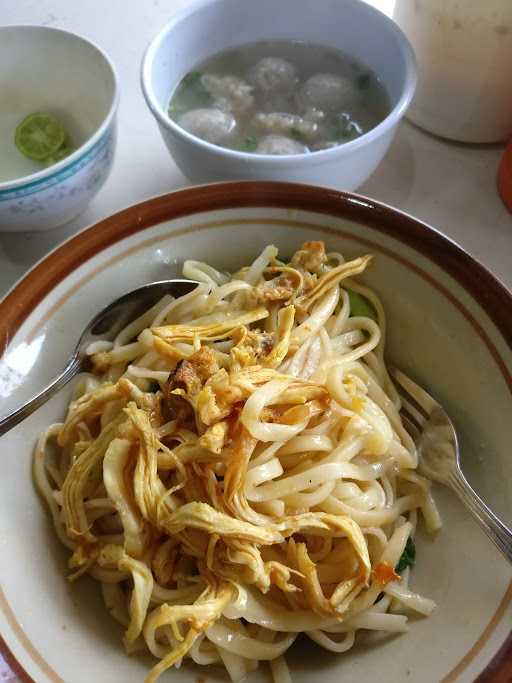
left=389, top=366, right=438, bottom=435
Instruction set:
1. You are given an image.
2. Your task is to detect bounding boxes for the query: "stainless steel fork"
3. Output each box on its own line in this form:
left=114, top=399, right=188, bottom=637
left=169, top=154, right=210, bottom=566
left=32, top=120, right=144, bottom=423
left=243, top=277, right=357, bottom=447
left=391, top=367, right=512, bottom=564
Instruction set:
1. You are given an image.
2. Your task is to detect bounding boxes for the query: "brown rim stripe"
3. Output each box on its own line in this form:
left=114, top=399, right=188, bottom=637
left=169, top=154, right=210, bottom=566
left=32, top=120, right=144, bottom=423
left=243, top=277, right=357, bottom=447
left=0, top=182, right=510, bottom=682
left=0, top=587, right=59, bottom=683
left=0, top=636, right=35, bottom=683
left=476, top=633, right=512, bottom=683
left=442, top=581, right=512, bottom=683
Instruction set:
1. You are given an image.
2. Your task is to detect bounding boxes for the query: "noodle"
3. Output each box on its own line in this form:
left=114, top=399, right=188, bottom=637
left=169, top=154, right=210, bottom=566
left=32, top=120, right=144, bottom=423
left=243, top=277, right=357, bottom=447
left=34, top=241, right=439, bottom=683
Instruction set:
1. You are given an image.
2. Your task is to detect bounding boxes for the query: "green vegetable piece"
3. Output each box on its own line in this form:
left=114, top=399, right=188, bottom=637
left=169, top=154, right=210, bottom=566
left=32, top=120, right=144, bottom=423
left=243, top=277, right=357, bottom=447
left=347, top=288, right=377, bottom=320
left=240, top=136, right=258, bottom=152
left=168, top=101, right=184, bottom=119
left=290, top=127, right=304, bottom=142
left=15, top=112, right=66, bottom=161
left=179, top=70, right=212, bottom=107
left=396, top=536, right=416, bottom=573
left=183, top=71, right=204, bottom=87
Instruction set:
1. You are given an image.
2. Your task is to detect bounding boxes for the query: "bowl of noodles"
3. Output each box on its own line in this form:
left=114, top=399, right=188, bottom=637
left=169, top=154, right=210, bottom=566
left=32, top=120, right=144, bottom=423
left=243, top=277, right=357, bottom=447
left=0, top=182, right=510, bottom=683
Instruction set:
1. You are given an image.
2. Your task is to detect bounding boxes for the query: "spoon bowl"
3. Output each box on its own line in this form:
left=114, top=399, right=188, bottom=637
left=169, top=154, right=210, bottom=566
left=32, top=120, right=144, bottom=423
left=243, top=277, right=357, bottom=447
left=0, top=278, right=198, bottom=436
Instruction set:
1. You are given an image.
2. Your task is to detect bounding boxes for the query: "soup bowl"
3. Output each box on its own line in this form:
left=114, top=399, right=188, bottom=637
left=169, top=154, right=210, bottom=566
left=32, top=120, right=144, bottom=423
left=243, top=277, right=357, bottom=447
left=141, top=0, right=416, bottom=190
left=0, top=26, right=119, bottom=232
left=0, top=182, right=510, bottom=683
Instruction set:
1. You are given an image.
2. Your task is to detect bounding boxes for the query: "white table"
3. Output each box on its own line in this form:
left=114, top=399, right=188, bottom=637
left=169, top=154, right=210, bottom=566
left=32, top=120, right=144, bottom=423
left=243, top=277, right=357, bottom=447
left=0, top=0, right=511, bottom=680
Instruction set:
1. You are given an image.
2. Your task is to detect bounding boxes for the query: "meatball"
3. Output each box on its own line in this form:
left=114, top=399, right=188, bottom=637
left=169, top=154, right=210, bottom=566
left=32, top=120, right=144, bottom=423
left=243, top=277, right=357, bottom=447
left=178, top=108, right=237, bottom=145
left=299, top=73, right=359, bottom=112
left=256, top=135, right=308, bottom=155
left=248, top=57, right=298, bottom=95
left=201, top=74, right=254, bottom=115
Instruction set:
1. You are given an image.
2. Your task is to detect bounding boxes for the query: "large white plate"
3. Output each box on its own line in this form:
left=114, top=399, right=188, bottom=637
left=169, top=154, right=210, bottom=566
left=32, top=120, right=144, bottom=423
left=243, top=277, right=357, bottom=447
left=0, top=183, right=510, bottom=683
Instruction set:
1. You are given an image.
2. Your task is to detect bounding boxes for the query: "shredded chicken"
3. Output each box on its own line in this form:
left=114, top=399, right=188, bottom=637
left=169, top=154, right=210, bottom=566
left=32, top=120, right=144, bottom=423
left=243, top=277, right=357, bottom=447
left=290, top=241, right=327, bottom=274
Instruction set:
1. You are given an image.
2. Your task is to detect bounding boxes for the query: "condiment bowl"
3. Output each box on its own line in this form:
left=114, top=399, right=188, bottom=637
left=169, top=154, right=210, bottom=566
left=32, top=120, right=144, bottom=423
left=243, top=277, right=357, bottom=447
left=0, top=26, right=119, bottom=232
left=141, top=0, right=416, bottom=189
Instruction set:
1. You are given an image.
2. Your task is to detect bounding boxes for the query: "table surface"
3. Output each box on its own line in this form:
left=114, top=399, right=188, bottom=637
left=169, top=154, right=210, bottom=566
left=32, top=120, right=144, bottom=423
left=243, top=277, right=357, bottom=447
left=0, top=0, right=511, bottom=680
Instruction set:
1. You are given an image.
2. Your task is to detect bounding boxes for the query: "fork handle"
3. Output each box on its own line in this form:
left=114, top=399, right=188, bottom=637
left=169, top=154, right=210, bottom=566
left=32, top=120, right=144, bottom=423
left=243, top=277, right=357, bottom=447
left=449, top=469, right=512, bottom=564
left=0, top=356, right=82, bottom=437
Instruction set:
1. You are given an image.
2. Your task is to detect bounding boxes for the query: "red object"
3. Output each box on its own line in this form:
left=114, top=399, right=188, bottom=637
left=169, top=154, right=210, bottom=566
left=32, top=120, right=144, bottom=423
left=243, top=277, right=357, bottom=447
left=497, top=141, right=512, bottom=213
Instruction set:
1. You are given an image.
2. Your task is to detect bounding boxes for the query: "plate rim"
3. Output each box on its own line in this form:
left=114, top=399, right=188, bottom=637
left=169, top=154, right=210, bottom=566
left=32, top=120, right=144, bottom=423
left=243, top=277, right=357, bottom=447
left=0, top=180, right=510, bottom=682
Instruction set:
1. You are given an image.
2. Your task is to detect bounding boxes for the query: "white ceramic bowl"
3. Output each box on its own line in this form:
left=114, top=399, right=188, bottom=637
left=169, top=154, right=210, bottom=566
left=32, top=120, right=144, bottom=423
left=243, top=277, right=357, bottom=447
left=0, top=182, right=510, bottom=683
left=141, top=0, right=416, bottom=190
left=0, top=26, right=119, bottom=232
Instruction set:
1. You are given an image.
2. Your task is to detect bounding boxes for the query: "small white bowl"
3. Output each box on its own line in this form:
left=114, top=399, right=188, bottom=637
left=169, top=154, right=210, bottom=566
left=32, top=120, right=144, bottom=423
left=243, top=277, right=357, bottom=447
left=0, top=26, right=119, bottom=232
left=141, top=0, right=416, bottom=190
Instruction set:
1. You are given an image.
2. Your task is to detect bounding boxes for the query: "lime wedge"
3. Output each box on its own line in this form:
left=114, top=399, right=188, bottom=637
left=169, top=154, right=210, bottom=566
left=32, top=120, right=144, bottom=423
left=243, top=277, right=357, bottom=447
left=43, top=134, right=75, bottom=167
left=43, top=146, right=73, bottom=167
left=15, top=113, right=66, bottom=161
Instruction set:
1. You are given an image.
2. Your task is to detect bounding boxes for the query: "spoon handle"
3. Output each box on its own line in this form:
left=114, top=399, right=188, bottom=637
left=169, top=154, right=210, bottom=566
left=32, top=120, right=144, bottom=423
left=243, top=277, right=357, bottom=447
left=449, top=468, right=512, bottom=564
left=0, top=356, right=82, bottom=437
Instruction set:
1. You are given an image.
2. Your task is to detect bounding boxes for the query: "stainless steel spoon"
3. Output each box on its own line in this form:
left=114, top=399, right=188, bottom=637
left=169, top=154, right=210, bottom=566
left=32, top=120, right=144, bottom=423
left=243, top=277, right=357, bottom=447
left=0, top=278, right=198, bottom=436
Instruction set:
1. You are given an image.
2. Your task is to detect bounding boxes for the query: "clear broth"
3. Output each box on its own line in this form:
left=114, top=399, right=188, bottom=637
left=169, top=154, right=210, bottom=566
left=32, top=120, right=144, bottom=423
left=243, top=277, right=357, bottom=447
left=168, top=40, right=391, bottom=155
